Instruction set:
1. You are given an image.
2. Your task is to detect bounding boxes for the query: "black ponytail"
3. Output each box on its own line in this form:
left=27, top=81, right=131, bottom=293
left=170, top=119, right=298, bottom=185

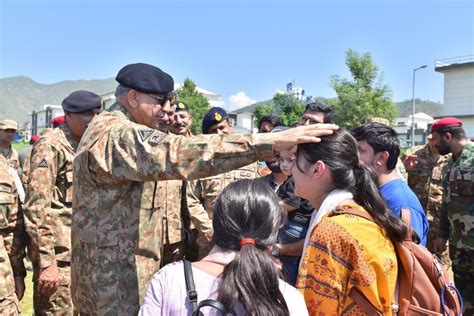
left=297, top=129, right=406, bottom=244
left=212, top=179, right=289, bottom=316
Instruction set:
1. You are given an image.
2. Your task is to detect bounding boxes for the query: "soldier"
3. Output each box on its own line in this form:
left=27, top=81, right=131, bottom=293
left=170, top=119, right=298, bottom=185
left=187, top=107, right=260, bottom=220
left=0, top=119, right=20, bottom=171
left=23, top=90, right=102, bottom=315
left=143, top=98, right=186, bottom=272
left=70, top=62, right=336, bottom=315
left=0, top=155, right=27, bottom=315
left=168, top=101, right=213, bottom=262
left=431, top=117, right=474, bottom=314
left=403, top=133, right=451, bottom=267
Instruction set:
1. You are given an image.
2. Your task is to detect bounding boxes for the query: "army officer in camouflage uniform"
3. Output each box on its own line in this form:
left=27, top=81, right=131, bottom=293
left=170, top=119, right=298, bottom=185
left=403, top=133, right=451, bottom=267
left=23, top=90, right=102, bottom=315
left=431, top=118, right=474, bottom=314
left=0, top=155, right=27, bottom=315
left=71, top=62, right=337, bottom=315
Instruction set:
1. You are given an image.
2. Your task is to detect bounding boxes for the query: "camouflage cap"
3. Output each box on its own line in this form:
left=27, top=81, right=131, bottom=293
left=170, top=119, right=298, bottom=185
left=0, top=119, right=18, bottom=130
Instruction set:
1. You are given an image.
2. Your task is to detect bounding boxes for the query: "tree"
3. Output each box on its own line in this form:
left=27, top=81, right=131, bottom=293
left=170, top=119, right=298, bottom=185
left=329, top=49, right=397, bottom=130
left=273, top=93, right=305, bottom=127
left=252, top=93, right=305, bottom=128
left=175, top=78, right=210, bottom=135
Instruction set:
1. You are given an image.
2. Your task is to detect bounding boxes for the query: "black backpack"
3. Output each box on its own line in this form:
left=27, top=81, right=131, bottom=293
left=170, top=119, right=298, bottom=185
left=183, top=260, right=229, bottom=316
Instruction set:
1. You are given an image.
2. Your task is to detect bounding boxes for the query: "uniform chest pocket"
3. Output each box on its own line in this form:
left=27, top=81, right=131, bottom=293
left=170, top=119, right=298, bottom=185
left=451, top=167, right=474, bottom=197
left=0, top=183, right=14, bottom=229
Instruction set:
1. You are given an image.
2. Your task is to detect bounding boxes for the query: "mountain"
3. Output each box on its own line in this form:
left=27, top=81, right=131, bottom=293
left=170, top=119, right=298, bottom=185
left=0, top=75, right=445, bottom=124
left=0, top=76, right=117, bottom=123
left=395, top=99, right=443, bottom=117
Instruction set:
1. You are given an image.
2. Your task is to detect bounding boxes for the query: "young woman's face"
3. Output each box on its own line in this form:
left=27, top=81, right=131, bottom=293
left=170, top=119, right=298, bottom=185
left=279, top=149, right=296, bottom=176
left=292, top=152, right=316, bottom=201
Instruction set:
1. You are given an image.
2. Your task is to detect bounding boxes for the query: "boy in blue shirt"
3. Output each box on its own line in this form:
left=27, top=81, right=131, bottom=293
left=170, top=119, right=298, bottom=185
left=352, top=123, right=429, bottom=245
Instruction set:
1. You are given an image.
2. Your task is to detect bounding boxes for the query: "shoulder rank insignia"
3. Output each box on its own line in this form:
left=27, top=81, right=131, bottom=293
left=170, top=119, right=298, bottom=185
left=138, top=129, right=154, bottom=142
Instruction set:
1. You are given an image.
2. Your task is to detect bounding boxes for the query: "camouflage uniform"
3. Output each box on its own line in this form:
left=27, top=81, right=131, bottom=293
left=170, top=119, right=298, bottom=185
left=438, top=141, right=474, bottom=314
left=71, top=102, right=273, bottom=315
left=23, top=123, right=77, bottom=315
left=0, top=146, right=20, bottom=171
left=188, top=163, right=260, bottom=219
left=0, top=155, right=26, bottom=316
left=405, top=144, right=451, bottom=267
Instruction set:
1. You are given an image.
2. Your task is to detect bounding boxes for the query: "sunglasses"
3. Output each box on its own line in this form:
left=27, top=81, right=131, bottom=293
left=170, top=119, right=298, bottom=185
left=148, top=92, right=177, bottom=106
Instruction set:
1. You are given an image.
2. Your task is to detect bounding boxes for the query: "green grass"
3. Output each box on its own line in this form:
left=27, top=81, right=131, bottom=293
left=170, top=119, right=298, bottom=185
left=20, top=270, right=34, bottom=315
left=12, top=142, right=31, bottom=152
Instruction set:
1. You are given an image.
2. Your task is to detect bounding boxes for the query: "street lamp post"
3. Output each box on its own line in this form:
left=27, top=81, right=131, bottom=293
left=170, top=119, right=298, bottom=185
left=411, top=65, right=427, bottom=147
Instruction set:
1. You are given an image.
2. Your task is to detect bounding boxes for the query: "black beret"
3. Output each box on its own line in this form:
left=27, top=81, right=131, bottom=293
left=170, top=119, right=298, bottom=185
left=202, top=107, right=228, bottom=134
left=61, top=90, right=102, bottom=113
left=175, top=101, right=189, bottom=112
left=116, top=63, right=174, bottom=94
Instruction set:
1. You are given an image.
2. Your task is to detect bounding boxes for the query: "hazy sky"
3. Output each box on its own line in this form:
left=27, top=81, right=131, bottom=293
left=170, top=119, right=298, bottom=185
left=1, top=0, right=473, bottom=110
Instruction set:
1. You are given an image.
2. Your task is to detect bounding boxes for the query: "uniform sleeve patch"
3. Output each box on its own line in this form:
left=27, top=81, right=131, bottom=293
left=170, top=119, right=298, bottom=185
left=138, top=129, right=154, bottom=142
left=148, top=132, right=166, bottom=145
left=38, top=159, right=48, bottom=168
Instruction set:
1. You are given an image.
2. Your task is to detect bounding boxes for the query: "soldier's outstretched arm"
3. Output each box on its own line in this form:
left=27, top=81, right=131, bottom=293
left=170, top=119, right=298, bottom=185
left=87, top=122, right=338, bottom=185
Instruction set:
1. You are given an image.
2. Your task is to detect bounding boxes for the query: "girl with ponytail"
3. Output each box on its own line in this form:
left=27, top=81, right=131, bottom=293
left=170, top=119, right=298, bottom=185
left=140, top=179, right=308, bottom=316
left=293, top=129, right=406, bottom=315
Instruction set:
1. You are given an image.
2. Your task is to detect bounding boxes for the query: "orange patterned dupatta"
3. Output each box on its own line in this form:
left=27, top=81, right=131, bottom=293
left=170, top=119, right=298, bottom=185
left=296, top=204, right=398, bottom=315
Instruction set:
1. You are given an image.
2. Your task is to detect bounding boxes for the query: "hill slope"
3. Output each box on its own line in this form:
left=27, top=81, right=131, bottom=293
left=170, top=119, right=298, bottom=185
left=0, top=76, right=117, bottom=123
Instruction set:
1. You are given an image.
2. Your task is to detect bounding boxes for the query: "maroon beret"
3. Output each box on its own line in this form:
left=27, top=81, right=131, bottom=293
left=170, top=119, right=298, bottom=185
left=51, top=115, right=65, bottom=128
left=431, top=117, right=463, bottom=133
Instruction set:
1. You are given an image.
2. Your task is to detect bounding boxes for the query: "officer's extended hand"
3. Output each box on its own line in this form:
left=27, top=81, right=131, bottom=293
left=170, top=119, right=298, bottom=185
left=271, top=124, right=338, bottom=152
left=38, top=264, right=60, bottom=297
left=14, top=276, right=25, bottom=300
left=432, top=237, right=448, bottom=254
left=403, top=154, right=419, bottom=170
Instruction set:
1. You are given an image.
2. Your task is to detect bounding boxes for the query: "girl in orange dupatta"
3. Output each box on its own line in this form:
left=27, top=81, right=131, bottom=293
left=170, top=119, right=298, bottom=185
left=293, top=129, right=407, bottom=315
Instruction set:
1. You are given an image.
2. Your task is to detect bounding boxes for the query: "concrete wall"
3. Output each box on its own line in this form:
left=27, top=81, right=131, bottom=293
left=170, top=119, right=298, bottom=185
left=442, top=67, right=474, bottom=116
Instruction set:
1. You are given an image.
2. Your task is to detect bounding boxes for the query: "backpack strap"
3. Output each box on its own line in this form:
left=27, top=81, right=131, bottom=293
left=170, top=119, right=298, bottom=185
left=332, top=206, right=375, bottom=223
left=183, top=259, right=198, bottom=312
left=400, top=208, right=413, bottom=242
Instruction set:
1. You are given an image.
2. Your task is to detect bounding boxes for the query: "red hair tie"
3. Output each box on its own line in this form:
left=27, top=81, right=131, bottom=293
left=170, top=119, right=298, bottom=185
left=240, top=238, right=255, bottom=247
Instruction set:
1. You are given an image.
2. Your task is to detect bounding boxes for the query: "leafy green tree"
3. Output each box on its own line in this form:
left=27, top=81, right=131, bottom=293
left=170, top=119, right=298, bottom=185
left=252, top=93, right=305, bottom=128
left=329, top=49, right=397, bottom=129
left=175, top=78, right=210, bottom=135
left=273, top=93, right=305, bottom=127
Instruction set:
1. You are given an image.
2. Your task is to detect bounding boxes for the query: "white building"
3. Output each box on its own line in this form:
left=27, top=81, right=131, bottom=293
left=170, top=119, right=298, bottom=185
left=29, top=105, right=64, bottom=136
left=435, top=55, right=474, bottom=137
left=393, top=112, right=434, bottom=147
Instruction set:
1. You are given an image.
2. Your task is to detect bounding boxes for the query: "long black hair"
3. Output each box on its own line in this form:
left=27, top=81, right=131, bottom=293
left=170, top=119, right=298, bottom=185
left=296, top=129, right=406, bottom=243
left=213, top=179, right=289, bottom=316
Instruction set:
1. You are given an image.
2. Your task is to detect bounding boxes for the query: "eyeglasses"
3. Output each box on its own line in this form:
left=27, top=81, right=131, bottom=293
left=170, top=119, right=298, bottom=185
left=148, top=92, right=177, bottom=106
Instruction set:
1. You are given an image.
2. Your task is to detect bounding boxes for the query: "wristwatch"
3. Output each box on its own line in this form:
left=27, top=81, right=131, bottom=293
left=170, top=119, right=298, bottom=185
left=272, top=243, right=281, bottom=257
